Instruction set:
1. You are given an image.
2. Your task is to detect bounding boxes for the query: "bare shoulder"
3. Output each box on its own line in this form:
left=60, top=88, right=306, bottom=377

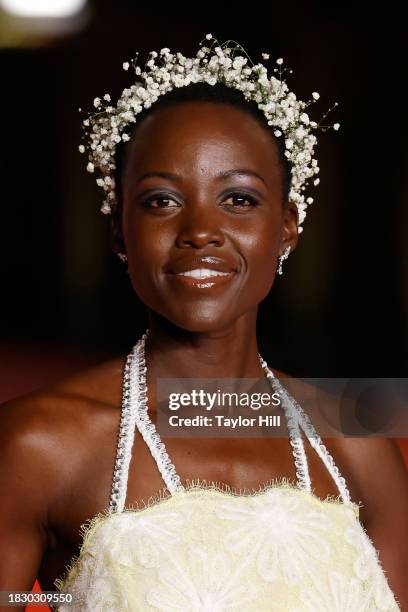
left=0, top=355, right=127, bottom=592
left=0, top=354, right=126, bottom=506
left=332, top=437, right=408, bottom=518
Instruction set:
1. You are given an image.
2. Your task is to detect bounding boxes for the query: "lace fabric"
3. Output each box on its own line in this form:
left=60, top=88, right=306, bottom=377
left=54, top=480, right=399, bottom=611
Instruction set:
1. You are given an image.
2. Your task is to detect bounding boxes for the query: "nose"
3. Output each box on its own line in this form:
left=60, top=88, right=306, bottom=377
left=175, top=205, right=225, bottom=249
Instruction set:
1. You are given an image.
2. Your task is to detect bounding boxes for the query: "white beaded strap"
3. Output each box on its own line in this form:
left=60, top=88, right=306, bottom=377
left=131, top=330, right=185, bottom=496
left=259, top=356, right=312, bottom=493
left=259, top=355, right=351, bottom=504
left=286, top=392, right=351, bottom=504
left=108, top=346, right=140, bottom=514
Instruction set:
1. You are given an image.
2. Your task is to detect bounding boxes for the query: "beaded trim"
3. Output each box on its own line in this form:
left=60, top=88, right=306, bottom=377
left=131, top=330, right=185, bottom=498
left=108, top=347, right=138, bottom=513
left=109, top=329, right=184, bottom=513
left=284, top=391, right=351, bottom=503
left=259, top=355, right=351, bottom=504
left=109, top=331, right=350, bottom=513
left=259, top=355, right=312, bottom=494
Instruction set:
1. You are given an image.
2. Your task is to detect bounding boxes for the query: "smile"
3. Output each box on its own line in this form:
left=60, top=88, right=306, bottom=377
left=169, top=268, right=236, bottom=289
left=177, top=268, right=231, bottom=279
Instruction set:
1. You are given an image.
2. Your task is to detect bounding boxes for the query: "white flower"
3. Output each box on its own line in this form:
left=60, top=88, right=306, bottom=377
left=81, top=38, right=340, bottom=236
left=100, top=202, right=111, bottom=214
left=300, top=571, right=373, bottom=612
left=86, top=509, right=186, bottom=570
left=147, top=545, right=257, bottom=610
left=344, top=519, right=399, bottom=610
left=78, top=144, right=85, bottom=153
left=313, top=178, right=320, bottom=185
left=86, top=162, right=94, bottom=173
left=307, top=197, right=314, bottom=204
left=215, top=489, right=332, bottom=584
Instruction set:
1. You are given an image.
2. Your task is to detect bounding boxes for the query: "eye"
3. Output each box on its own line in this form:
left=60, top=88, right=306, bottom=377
left=223, top=192, right=259, bottom=209
left=142, top=194, right=180, bottom=209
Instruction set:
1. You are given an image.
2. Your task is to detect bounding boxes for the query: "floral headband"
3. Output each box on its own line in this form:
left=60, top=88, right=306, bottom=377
left=78, top=34, right=339, bottom=234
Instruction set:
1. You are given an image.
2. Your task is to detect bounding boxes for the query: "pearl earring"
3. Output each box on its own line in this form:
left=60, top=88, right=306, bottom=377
left=277, top=246, right=291, bottom=275
left=117, top=252, right=127, bottom=262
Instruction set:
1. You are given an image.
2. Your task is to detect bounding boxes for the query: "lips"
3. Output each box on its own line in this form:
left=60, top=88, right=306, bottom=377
left=166, top=255, right=238, bottom=275
left=165, top=255, right=238, bottom=289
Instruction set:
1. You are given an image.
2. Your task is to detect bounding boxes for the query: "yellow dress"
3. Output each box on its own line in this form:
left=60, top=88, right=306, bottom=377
left=53, top=337, right=401, bottom=611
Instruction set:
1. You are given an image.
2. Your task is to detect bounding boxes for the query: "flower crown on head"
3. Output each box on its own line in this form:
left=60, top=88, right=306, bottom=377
left=78, top=34, right=340, bottom=234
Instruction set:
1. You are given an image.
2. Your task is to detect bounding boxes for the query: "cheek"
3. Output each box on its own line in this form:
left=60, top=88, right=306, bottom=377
left=125, top=219, right=173, bottom=298
left=238, top=225, right=280, bottom=298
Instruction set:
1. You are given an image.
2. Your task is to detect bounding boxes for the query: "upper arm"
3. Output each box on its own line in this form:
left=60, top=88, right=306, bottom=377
left=342, top=437, right=408, bottom=609
left=0, top=397, right=55, bottom=602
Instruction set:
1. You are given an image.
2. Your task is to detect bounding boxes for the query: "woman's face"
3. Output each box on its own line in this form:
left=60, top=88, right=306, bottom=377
left=118, top=101, right=298, bottom=332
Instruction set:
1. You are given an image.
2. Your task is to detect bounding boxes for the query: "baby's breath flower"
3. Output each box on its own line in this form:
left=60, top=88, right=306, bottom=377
left=80, top=36, right=340, bottom=234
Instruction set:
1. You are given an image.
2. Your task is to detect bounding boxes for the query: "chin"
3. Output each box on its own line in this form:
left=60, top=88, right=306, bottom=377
left=163, top=311, right=234, bottom=335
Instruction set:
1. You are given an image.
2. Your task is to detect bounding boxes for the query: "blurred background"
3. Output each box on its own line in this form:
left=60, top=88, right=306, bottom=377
left=1, top=0, right=408, bottom=393
left=0, top=0, right=407, bottom=604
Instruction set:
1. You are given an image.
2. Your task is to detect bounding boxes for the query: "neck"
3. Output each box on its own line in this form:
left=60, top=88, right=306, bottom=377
left=144, top=311, right=266, bottom=380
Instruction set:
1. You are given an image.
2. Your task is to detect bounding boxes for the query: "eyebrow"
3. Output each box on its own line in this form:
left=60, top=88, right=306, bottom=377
left=136, top=169, right=266, bottom=184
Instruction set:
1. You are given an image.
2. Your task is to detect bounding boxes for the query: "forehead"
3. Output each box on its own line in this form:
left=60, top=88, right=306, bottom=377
left=123, top=101, right=281, bottom=184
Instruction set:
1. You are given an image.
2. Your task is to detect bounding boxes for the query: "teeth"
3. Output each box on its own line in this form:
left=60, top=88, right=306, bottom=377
left=177, top=268, right=230, bottom=279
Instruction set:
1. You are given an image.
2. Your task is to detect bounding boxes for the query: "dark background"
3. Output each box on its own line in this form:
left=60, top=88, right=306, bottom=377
left=1, top=1, right=407, bottom=387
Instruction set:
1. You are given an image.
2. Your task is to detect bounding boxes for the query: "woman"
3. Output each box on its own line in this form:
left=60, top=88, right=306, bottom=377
left=0, top=36, right=407, bottom=611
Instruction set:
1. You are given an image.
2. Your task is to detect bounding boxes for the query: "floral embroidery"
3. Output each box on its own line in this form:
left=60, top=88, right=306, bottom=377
left=215, top=488, right=332, bottom=584
left=345, top=519, right=398, bottom=611
left=146, top=546, right=257, bottom=611
left=88, top=509, right=186, bottom=569
left=55, top=486, right=400, bottom=611
left=298, top=571, right=373, bottom=611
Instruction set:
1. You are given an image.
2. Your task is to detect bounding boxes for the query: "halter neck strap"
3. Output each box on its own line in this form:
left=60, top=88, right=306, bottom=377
left=108, top=330, right=351, bottom=513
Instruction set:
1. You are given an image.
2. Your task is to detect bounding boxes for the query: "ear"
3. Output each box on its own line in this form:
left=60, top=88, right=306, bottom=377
left=280, top=200, right=299, bottom=255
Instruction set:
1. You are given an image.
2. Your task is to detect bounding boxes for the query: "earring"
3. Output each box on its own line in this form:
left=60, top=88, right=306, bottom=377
left=117, top=252, right=127, bottom=262
left=277, top=246, right=291, bottom=275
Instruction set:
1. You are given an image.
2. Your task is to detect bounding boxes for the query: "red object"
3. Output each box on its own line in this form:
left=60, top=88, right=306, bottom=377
left=26, top=580, right=50, bottom=612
